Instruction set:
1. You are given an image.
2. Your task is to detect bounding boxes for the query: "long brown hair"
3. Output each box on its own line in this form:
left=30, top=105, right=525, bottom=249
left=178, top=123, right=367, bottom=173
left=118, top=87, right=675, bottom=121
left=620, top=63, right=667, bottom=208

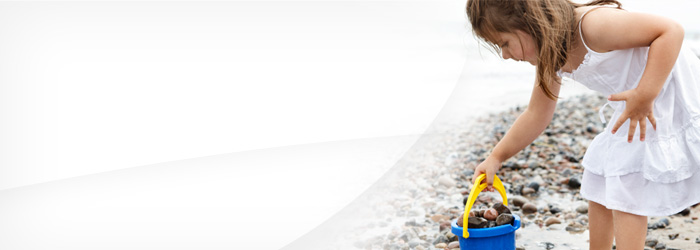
left=466, top=0, right=622, bottom=100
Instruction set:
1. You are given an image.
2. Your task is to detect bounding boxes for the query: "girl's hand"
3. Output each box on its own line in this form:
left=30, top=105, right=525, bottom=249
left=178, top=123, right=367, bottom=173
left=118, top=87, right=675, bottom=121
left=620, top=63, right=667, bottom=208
left=471, top=157, right=502, bottom=192
left=608, top=88, right=658, bottom=142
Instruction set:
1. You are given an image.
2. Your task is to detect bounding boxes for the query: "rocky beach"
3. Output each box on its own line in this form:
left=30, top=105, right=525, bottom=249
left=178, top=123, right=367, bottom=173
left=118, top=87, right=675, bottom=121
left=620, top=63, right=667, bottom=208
left=342, top=93, right=700, bottom=250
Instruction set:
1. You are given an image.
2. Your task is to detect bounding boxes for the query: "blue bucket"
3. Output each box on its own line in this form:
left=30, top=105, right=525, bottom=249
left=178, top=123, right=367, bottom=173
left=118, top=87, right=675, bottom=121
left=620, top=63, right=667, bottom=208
left=450, top=214, right=521, bottom=250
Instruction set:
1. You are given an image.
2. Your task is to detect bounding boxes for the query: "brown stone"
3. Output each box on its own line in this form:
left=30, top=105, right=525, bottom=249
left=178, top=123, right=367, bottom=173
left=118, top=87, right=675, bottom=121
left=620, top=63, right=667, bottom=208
left=484, top=208, right=499, bottom=221
left=545, top=217, right=561, bottom=227
left=522, top=203, right=538, bottom=214
left=457, top=213, right=464, bottom=227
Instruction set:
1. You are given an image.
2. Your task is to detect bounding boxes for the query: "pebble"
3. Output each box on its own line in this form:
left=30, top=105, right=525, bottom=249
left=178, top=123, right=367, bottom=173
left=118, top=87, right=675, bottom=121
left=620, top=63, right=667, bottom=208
left=522, top=187, right=536, bottom=195
left=408, top=238, right=424, bottom=248
left=668, top=233, right=679, bottom=240
left=493, top=202, right=511, bottom=215
left=676, top=208, right=690, bottom=216
left=445, top=232, right=457, bottom=242
left=522, top=203, right=538, bottom=214
left=646, top=236, right=658, bottom=247
left=467, top=217, right=488, bottom=228
left=527, top=182, right=540, bottom=192
left=484, top=208, right=498, bottom=221
left=511, top=196, right=528, bottom=208
left=438, top=176, right=456, bottom=188
left=496, top=213, right=514, bottom=226
left=549, top=206, right=562, bottom=214
left=565, top=222, right=586, bottom=233
left=576, top=204, right=589, bottom=214
left=488, top=221, right=497, bottom=228
left=567, top=178, right=581, bottom=189
left=541, top=242, right=555, bottom=250
left=654, top=242, right=666, bottom=249
left=441, top=221, right=452, bottom=231
left=430, top=214, right=446, bottom=222
left=447, top=241, right=459, bottom=249
left=433, top=235, right=448, bottom=245
left=435, top=243, right=447, bottom=249
left=545, top=217, right=561, bottom=227
left=649, top=218, right=671, bottom=229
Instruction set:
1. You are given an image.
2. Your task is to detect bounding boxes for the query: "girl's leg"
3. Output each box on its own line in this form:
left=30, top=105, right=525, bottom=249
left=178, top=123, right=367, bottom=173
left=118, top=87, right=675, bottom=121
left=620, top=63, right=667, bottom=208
left=612, top=210, right=647, bottom=250
left=588, top=201, right=614, bottom=250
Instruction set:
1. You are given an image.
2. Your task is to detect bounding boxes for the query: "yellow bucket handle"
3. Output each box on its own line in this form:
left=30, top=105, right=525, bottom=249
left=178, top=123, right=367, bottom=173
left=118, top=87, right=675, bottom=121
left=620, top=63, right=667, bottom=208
left=462, top=174, right=508, bottom=238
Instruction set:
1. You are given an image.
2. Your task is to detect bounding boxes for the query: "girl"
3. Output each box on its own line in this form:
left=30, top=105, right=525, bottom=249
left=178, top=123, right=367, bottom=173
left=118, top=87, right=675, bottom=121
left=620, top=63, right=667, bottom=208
left=465, top=0, right=700, bottom=249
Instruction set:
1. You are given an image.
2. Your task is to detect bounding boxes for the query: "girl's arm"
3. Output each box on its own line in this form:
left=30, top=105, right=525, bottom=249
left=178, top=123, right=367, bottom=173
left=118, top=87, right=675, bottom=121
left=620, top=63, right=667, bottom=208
left=472, top=77, right=560, bottom=190
left=582, top=8, right=685, bottom=142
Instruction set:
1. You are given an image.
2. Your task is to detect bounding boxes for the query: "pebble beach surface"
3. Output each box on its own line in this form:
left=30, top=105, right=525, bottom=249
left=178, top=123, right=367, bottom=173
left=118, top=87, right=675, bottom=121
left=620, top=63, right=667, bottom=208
left=341, top=93, right=700, bottom=250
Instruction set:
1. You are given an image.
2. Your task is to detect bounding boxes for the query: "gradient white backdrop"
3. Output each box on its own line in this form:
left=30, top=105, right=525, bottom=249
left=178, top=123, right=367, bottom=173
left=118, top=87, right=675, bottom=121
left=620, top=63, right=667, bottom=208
left=1, top=0, right=698, bottom=249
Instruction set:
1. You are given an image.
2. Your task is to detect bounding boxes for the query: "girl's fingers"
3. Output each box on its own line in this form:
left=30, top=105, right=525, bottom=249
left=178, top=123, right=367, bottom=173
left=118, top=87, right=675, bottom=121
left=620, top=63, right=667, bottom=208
left=628, top=119, right=637, bottom=143
left=649, top=113, right=657, bottom=130
left=640, top=119, right=646, bottom=142
left=612, top=113, right=628, bottom=134
left=472, top=170, right=484, bottom=184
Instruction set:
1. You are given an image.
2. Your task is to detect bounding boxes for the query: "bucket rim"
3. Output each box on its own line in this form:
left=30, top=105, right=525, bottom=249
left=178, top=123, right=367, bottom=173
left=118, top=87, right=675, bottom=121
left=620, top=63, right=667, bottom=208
left=451, top=214, right=521, bottom=238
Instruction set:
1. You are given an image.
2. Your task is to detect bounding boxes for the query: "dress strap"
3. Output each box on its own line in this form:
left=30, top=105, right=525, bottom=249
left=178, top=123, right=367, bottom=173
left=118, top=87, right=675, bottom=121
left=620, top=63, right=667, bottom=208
left=578, top=7, right=604, bottom=52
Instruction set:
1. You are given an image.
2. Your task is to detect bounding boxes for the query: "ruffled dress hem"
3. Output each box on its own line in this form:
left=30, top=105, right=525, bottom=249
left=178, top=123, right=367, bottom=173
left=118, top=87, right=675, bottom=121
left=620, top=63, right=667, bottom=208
left=581, top=169, right=700, bottom=216
left=581, top=115, right=700, bottom=184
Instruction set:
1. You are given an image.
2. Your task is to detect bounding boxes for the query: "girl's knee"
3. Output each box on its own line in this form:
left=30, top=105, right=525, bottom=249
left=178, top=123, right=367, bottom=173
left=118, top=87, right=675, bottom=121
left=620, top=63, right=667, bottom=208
left=611, top=210, right=647, bottom=222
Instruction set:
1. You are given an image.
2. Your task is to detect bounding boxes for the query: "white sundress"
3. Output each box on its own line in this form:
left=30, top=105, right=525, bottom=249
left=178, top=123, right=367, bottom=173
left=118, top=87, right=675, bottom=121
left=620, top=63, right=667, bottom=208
left=557, top=7, right=700, bottom=216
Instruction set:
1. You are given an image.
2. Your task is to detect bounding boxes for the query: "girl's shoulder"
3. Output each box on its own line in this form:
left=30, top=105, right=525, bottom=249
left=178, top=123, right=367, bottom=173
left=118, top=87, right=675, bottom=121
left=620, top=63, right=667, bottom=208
left=574, top=6, right=626, bottom=53
left=575, top=6, right=683, bottom=54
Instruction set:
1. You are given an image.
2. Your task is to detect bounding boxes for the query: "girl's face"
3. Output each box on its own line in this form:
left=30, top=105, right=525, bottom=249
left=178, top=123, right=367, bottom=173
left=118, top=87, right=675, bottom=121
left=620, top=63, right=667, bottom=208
left=495, top=29, right=538, bottom=66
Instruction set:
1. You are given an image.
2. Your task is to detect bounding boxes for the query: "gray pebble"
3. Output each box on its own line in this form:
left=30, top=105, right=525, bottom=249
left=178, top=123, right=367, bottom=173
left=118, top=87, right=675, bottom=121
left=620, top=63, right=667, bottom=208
left=496, top=213, right=514, bottom=226
left=527, top=182, right=540, bottom=192
left=645, top=236, right=658, bottom=247
left=432, top=235, right=448, bottom=245
left=468, top=217, right=488, bottom=228
left=493, top=202, right=511, bottom=215
left=576, top=204, right=589, bottom=214
left=438, top=176, right=456, bottom=188
left=654, top=242, right=666, bottom=249
left=568, top=178, right=581, bottom=189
